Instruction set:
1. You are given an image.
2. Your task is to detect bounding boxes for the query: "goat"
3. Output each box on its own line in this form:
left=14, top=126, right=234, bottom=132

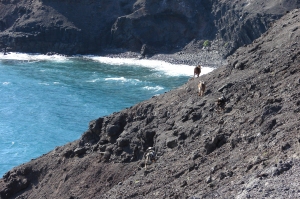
left=194, top=65, right=201, bottom=78
left=198, top=81, right=206, bottom=96
left=216, top=95, right=226, bottom=112
left=144, top=147, right=156, bottom=169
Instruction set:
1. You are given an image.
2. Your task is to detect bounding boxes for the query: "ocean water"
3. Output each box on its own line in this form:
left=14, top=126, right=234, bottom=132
left=0, top=53, right=214, bottom=177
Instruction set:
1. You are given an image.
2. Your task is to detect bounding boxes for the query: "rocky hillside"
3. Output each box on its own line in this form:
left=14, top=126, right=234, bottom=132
left=0, top=0, right=299, bottom=61
left=1, top=8, right=299, bottom=199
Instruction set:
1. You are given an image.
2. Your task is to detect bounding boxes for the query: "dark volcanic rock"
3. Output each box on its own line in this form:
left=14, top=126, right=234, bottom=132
left=0, top=0, right=136, bottom=54
left=0, top=0, right=299, bottom=62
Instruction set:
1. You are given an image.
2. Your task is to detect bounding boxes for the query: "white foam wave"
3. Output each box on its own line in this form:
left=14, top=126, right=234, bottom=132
left=0, top=52, right=68, bottom=62
left=105, top=77, right=141, bottom=84
left=38, top=82, right=50, bottom=86
left=85, top=56, right=214, bottom=77
left=143, top=86, right=164, bottom=91
left=2, top=82, right=10, bottom=85
left=105, top=77, right=126, bottom=81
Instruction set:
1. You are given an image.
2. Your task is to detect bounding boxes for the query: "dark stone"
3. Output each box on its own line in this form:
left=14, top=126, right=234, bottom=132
left=272, top=162, right=293, bottom=176
left=180, top=180, right=187, bottom=187
left=117, top=138, right=130, bottom=147
left=74, top=147, right=86, bottom=156
left=234, top=62, right=245, bottom=70
left=219, top=172, right=226, bottom=180
left=103, top=151, right=111, bottom=162
left=261, top=119, right=277, bottom=134
left=63, top=149, right=74, bottom=158
left=140, top=44, right=156, bottom=57
left=206, top=176, right=212, bottom=184
left=262, top=105, right=282, bottom=117
left=106, top=124, right=120, bottom=137
left=204, top=134, right=227, bottom=154
left=89, top=118, right=104, bottom=135
left=166, top=137, right=178, bottom=149
left=191, top=151, right=201, bottom=160
left=227, top=170, right=233, bottom=177
left=281, top=143, right=291, bottom=151
left=80, top=130, right=100, bottom=146
left=99, top=139, right=109, bottom=145
left=263, top=67, right=271, bottom=73
left=142, top=130, right=156, bottom=143
left=218, top=83, right=234, bottom=92
left=191, top=112, right=202, bottom=122
left=4, top=177, right=29, bottom=198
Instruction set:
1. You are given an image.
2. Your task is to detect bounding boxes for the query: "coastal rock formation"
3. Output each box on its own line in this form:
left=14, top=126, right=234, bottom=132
left=0, top=0, right=299, bottom=60
left=1, top=8, right=300, bottom=199
left=0, top=0, right=136, bottom=54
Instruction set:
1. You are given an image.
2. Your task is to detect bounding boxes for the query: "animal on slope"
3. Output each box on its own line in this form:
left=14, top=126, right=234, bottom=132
left=194, top=65, right=201, bottom=78
left=216, top=95, right=226, bottom=112
left=144, top=147, right=156, bottom=169
left=198, top=81, right=206, bottom=96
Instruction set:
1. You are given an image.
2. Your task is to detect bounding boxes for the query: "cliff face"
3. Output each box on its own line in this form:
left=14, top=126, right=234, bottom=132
left=1, top=8, right=299, bottom=199
left=0, top=0, right=299, bottom=58
left=0, top=0, right=136, bottom=54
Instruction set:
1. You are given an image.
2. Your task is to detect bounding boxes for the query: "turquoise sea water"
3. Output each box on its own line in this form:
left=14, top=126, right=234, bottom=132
left=0, top=53, right=213, bottom=177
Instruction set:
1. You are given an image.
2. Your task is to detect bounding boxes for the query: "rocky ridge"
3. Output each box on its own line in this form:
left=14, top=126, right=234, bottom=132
left=0, top=0, right=299, bottom=66
left=0, top=8, right=300, bottom=199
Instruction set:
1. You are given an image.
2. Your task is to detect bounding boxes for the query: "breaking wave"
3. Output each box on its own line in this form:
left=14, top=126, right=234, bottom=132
left=0, top=52, right=69, bottom=62
left=83, top=55, right=214, bottom=77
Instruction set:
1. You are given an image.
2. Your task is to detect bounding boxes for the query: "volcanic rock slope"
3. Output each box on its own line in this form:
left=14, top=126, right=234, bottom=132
left=1, top=8, right=300, bottom=199
left=0, top=0, right=299, bottom=58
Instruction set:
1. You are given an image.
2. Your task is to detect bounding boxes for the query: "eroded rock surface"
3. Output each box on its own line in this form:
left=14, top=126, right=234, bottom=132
left=0, top=0, right=299, bottom=62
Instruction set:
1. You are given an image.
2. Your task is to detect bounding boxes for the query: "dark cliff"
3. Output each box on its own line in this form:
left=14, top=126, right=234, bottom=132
left=1, top=8, right=300, bottom=199
left=0, top=0, right=299, bottom=59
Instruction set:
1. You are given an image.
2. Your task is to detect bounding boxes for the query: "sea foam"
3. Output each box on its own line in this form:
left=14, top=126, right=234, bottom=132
left=2, top=82, right=10, bottom=85
left=0, top=52, right=68, bottom=62
left=84, top=56, right=214, bottom=77
left=0, top=53, right=214, bottom=77
left=104, top=77, right=141, bottom=84
left=143, top=86, right=164, bottom=91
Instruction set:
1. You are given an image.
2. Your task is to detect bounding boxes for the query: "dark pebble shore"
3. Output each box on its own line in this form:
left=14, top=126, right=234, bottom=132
left=97, top=49, right=227, bottom=68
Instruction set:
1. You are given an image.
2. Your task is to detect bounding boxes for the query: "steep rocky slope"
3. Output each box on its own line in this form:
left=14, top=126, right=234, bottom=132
left=1, top=8, right=299, bottom=199
left=0, top=0, right=136, bottom=54
left=0, top=0, right=299, bottom=61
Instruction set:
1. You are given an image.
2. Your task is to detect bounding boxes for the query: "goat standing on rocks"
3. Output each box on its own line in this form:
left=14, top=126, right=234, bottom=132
left=144, top=147, right=156, bottom=169
left=216, top=95, right=226, bottom=112
left=194, top=65, right=201, bottom=78
left=198, top=81, right=206, bottom=96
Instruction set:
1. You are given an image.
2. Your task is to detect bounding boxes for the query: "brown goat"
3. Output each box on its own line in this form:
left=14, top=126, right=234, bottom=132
left=194, top=65, right=201, bottom=78
left=198, top=81, right=206, bottom=96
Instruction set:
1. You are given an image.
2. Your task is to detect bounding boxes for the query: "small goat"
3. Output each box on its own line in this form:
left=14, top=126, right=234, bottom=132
left=198, top=81, right=206, bottom=96
left=216, top=95, right=226, bottom=112
left=194, top=65, right=201, bottom=78
left=144, top=147, right=156, bottom=169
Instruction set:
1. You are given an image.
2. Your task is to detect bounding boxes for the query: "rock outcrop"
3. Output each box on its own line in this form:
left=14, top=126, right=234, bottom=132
left=0, top=8, right=299, bottom=199
left=0, top=0, right=136, bottom=54
left=0, top=0, right=299, bottom=59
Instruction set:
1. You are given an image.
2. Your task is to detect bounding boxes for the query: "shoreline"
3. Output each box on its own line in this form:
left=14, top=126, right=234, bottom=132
left=94, top=49, right=227, bottom=68
left=1, top=49, right=227, bottom=69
